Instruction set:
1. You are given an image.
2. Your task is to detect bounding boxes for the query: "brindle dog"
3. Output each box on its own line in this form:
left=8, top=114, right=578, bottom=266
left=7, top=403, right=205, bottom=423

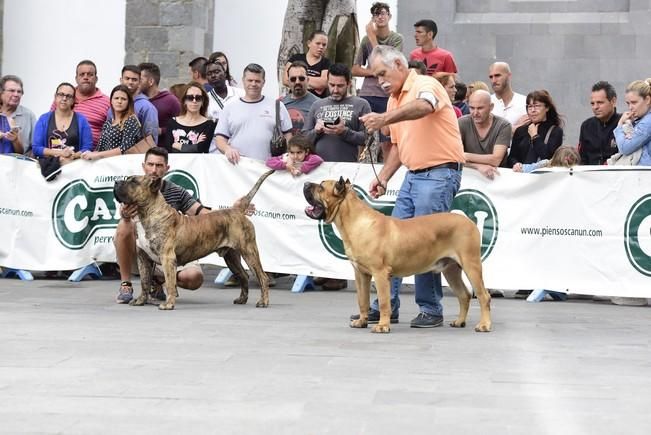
left=113, top=170, right=274, bottom=310
left=304, top=178, right=492, bottom=333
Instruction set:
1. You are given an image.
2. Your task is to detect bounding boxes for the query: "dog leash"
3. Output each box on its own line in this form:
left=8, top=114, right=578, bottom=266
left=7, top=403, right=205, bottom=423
left=361, top=129, right=386, bottom=192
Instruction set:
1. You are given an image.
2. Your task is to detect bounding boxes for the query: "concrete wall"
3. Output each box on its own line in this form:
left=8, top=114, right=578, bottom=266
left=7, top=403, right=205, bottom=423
left=397, top=0, right=651, bottom=143
left=1, top=0, right=126, bottom=116
left=125, top=0, right=214, bottom=88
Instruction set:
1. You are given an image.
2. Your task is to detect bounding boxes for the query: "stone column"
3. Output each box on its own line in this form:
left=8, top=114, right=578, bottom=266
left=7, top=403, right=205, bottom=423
left=0, top=0, right=4, bottom=74
left=125, top=0, right=214, bottom=88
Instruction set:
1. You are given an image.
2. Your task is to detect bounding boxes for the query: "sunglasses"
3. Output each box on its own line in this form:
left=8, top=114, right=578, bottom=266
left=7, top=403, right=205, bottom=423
left=289, top=76, right=307, bottom=83
left=184, top=94, right=203, bottom=102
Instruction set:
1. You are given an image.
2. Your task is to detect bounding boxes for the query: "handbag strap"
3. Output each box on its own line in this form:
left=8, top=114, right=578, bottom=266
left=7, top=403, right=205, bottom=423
left=544, top=125, right=555, bottom=145
left=275, top=99, right=281, bottom=128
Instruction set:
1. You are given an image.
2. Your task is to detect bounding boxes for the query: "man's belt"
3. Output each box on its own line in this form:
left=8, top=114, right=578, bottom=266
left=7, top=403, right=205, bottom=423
left=409, top=162, right=463, bottom=173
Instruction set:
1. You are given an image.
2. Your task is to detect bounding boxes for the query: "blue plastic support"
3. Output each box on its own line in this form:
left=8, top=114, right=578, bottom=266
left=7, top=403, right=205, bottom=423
left=68, top=263, right=103, bottom=282
left=526, top=289, right=568, bottom=303
left=1, top=268, right=34, bottom=281
left=291, top=275, right=316, bottom=293
left=214, top=268, right=233, bottom=286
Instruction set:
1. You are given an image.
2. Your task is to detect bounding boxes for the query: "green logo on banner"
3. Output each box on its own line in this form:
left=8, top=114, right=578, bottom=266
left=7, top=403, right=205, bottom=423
left=52, top=180, right=120, bottom=249
left=52, top=171, right=200, bottom=249
left=624, top=194, right=651, bottom=276
left=450, top=189, right=498, bottom=260
left=164, top=170, right=200, bottom=200
left=319, top=185, right=394, bottom=259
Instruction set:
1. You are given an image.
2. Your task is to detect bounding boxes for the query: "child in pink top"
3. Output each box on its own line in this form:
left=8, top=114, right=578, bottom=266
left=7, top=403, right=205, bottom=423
left=266, top=134, right=323, bottom=176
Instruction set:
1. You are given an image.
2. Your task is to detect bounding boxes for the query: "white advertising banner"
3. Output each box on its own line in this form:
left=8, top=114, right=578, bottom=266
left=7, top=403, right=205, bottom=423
left=1, top=154, right=650, bottom=297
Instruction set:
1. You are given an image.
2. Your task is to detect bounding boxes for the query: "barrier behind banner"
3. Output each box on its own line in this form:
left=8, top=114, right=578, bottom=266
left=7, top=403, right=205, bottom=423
left=1, top=154, right=650, bottom=297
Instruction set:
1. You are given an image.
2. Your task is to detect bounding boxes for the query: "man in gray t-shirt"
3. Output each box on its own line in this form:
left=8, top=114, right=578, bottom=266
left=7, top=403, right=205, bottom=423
left=459, top=90, right=512, bottom=179
left=303, top=63, right=371, bottom=162
left=282, top=61, right=319, bottom=135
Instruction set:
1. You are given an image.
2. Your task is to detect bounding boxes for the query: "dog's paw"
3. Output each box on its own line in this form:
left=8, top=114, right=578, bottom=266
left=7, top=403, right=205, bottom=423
left=130, top=297, right=146, bottom=306
left=233, top=297, right=248, bottom=305
left=158, top=302, right=175, bottom=311
left=349, top=319, right=368, bottom=329
left=371, top=324, right=391, bottom=333
left=474, top=322, right=492, bottom=332
left=449, top=320, right=466, bottom=328
left=255, top=299, right=269, bottom=308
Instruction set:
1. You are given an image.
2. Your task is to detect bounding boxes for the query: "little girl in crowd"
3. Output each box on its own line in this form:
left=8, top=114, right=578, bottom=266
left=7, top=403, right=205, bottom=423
left=512, top=145, right=581, bottom=173
left=266, top=134, right=323, bottom=176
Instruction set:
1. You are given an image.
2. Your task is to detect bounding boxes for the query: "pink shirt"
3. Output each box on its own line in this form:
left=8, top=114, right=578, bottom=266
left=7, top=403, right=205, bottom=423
left=74, top=88, right=110, bottom=147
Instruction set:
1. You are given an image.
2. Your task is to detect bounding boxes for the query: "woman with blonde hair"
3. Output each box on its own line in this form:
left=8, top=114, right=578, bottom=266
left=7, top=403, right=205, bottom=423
left=467, top=80, right=489, bottom=96
left=612, top=78, right=651, bottom=166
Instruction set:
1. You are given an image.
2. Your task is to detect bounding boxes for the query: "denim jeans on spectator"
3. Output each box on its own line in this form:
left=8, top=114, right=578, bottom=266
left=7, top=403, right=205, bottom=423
left=370, top=167, right=462, bottom=316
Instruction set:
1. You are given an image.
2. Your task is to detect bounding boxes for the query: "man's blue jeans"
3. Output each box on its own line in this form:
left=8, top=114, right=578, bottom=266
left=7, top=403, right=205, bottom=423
left=370, top=166, right=461, bottom=316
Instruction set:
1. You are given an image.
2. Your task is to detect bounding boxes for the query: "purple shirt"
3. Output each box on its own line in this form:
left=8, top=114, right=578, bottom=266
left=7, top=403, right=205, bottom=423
left=150, top=90, right=181, bottom=141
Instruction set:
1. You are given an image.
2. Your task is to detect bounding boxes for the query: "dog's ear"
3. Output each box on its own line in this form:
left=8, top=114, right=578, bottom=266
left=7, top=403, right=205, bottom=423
left=149, top=176, right=163, bottom=193
left=345, top=178, right=352, bottom=187
left=334, top=177, right=346, bottom=196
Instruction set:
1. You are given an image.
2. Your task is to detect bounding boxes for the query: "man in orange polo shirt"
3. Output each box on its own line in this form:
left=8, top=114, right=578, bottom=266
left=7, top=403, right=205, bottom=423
left=360, top=45, right=465, bottom=328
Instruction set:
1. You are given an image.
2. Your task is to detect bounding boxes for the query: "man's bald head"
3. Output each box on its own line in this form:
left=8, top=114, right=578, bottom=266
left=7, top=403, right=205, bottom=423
left=489, top=62, right=511, bottom=74
left=488, top=62, right=512, bottom=96
left=469, top=89, right=491, bottom=106
left=468, top=89, right=494, bottom=125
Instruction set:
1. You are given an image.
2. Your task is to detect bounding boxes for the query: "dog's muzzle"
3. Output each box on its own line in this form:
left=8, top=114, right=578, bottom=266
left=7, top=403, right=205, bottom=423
left=303, top=182, right=325, bottom=220
left=113, top=180, right=127, bottom=204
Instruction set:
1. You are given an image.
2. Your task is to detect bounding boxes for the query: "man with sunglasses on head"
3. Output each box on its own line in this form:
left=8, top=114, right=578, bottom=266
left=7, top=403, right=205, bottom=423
left=282, top=61, right=319, bottom=135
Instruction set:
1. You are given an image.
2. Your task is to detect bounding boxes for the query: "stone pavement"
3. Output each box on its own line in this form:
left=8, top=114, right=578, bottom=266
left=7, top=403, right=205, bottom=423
left=1, top=266, right=650, bottom=435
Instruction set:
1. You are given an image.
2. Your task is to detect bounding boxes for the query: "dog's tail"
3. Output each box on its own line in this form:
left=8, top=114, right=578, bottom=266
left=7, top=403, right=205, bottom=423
left=234, top=169, right=275, bottom=213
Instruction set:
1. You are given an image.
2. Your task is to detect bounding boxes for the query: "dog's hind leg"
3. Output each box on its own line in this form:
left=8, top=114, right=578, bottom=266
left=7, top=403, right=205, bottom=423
left=463, top=259, right=492, bottom=332
left=240, top=245, right=269, bottom=308
left=442, top=263, right=471, bottom=328
left=350, top=268, right=371, bottom=329
left=222, top=248, right=251, bottom=306
left=131, top=248, right=153, bottom=306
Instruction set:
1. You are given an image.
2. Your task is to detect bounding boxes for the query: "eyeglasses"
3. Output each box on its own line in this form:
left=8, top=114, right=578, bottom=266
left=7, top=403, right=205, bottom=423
left=184, top=94, right=203, bottom=102
left=56, top=92, right=74, bottom=100
left=527, top=103, right=546, bottom=111
left=373, top=11, right=389, bottom=17
left=289, top=76, right=307, bottom=83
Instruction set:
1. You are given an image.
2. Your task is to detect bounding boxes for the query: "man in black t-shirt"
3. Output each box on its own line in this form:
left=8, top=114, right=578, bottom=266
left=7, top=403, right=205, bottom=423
left=578, top=81, right=622, bottom=165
